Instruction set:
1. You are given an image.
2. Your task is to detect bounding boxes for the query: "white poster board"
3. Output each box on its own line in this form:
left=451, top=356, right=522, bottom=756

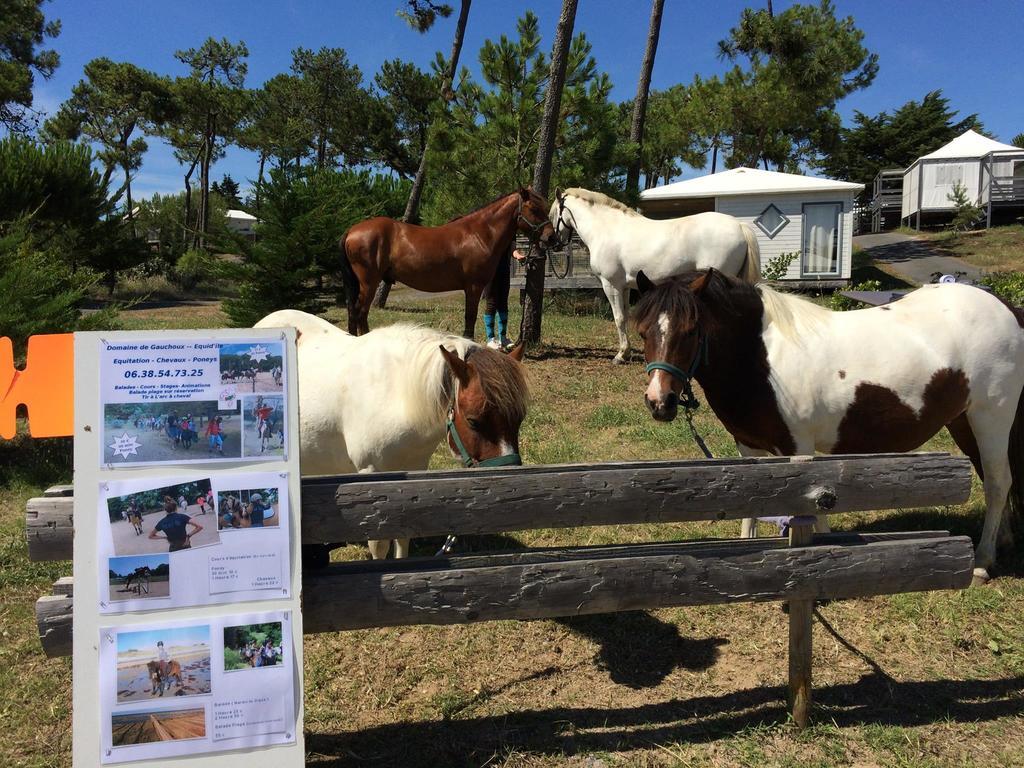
left=73, top=329, right=304, bottom=768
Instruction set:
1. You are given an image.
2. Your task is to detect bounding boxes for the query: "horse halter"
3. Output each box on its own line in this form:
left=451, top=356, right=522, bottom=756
left=446, top=403, right=522, bottom=468
left=645, top=329, right=709, bottom=412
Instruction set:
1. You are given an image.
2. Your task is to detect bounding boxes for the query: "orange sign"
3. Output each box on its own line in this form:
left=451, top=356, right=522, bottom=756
left=0, top=334, right=74, bottom=439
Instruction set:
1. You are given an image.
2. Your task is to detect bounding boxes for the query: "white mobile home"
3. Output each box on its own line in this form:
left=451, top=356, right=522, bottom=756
left=901, top=129, right=1024, bottom=229
left=225, top=209, right=258, bottom=237
left=640, top=167, right=864, bottom=285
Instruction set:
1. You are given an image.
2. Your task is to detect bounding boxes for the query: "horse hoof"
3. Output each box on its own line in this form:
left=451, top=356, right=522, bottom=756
left=971, top=567, right=991, bottom=586
left=612, top=356, right=628, bottom=366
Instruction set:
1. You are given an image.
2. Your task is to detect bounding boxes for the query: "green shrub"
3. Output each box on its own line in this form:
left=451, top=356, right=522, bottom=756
left=947, top=181, right=983, bottom=234
left=173, top=249, right=221, bottom=291
left=829, top=279, right=882, bottom=311
left=222, top=167, right=411, bottom=327
left=761, top=251, right=799, bottom=281
left=980, top=272, right=1024, bottom=305
left=0, top=216, right=120, bottom=358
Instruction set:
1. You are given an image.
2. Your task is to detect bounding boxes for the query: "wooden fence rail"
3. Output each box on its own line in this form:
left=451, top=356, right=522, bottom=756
left=28, top=453, right=976, bottom=727
left=26, top=453, right=972, bottom=561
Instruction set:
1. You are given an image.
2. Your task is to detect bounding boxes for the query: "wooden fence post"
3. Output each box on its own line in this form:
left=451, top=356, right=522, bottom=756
left=787, top=514, right=816, bottom=727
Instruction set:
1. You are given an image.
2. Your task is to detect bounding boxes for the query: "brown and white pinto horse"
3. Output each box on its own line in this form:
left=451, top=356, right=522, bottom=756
left=340, top=188, right=557, bottom=338
left=634, top=269, right=1024, bottom=582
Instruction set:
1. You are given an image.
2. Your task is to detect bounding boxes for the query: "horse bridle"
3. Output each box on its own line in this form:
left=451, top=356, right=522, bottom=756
left=553, top=192, right=579, bottom=247
left=515, top=192, right=553, bottom=248
left=645, top=328, right=709, bottom=412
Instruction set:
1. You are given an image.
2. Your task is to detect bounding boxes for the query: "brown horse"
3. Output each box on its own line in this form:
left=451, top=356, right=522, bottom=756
left=340, top=188, right=557, bottom=337
left=147, top=659, right=182, bottom=696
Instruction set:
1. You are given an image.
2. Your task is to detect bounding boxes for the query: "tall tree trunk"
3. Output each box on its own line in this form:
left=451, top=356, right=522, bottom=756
left=520, top=0, right=579, bottom=347
left=625, top=0, right=666, bottom=199
left=378, top=0, right=473, bottom=310
left=124, top=162, right=133, bottom=224
left=183, top=148, right=202, bottom=249
left=199, top=113, right=216, bottom=250
left=256, top=152, right=266, bottom=215
left=401, top=0, right=472, bottom=226
left=711, top=142, right=719, bottom=173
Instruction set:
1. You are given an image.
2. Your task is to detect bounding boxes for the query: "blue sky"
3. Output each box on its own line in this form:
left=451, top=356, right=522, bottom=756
left=109, top=553, right=169, bottom=575
left=29, top=0, right=1024, bottom=198
left=117, top=624, right=210, bottom=654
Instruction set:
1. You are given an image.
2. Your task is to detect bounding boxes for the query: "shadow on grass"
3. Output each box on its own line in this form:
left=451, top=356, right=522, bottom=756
left=556, top=612, right=727, bottom=688
left=305, top=673, right=1024, bottom=766
left=528, top=344, right=623, bottom=362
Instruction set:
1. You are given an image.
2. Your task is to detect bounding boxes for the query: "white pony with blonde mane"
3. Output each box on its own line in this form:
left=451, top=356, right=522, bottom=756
left=255, top=310, right=528, bottom=559
left=550, top=187, right=762, bottom=363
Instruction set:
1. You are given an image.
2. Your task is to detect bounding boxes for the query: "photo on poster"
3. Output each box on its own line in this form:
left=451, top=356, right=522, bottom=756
left=241, top=394, right=286, bottom=458
left=111, top=706, right=206, bottom=747
left=115, top=625, right=212, bottom=703
left=219, top=342, right=285, bottom=396
left=107, top=479, right=220, bottom=556
left=222, top=622, right=285, bottom=672
left=103, top=400, right=242, bottom=465
left=108, top=554, right=170, bottom=603
left=216, top=487, right=280, bottom=531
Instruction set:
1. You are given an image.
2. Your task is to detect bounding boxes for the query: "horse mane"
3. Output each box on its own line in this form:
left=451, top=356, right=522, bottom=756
left=754, top=284, right=830, bottom=341
left=465, top=345, right=529, bottom=427
left=378, top=324, right=528, bottom=431
left=632, top=270, right=737, bottom=332
left=446, top=189, right=522, bottom=223
left=633, top=270, right=830, bottom=345
left=564, top=187, right=641, bottom=217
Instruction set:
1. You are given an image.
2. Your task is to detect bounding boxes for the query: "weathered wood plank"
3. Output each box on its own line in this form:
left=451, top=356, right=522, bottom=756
left=23, top=453, right=974, bottom=562
left=33, top=532, right=973, bottom=657
left=25, top=496, right=75, bottom=562
left=51, top=576, right=74, bottom=596
left=311, top=453, right=973, bottom=544
left=787, top=516, right=817, bottom=728
left=36, top=595, right=73, bottom=658
left=302, top=535, right=974, bottom=633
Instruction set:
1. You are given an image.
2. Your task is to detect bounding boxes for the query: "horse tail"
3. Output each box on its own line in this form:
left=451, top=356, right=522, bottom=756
left=1007, top=348, right=1024, bottom=538
left=339, top=230, right=360, bottom=315
left=739, top=222, right=762, bottom=283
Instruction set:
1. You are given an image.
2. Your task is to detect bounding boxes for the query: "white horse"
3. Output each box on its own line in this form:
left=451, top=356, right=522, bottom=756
left=550, top=187, right=761, bottom=363
left=635, top=270, right=1024, bottom=583
left=254, top=311, right=528, bottom=559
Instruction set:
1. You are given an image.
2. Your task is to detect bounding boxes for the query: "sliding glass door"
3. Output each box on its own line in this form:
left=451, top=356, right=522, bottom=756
left=801, top=202, right=841, bottom=277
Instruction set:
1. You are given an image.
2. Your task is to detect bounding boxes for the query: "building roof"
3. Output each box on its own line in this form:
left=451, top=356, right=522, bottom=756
left=640, top=167, right=863, bottom=200
left=225, top=209, right=257, bottom=221
left=918, top=129, right=1024, bottom=161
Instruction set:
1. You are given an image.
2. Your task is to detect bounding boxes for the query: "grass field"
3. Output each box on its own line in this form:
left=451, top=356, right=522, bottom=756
left=2, top=290, right=1024, bottom=767
left=897, top=225, right=1024, bottom=274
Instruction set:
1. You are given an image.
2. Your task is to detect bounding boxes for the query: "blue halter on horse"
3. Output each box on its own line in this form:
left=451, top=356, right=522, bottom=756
left=446, top=407, right=522, bottom=468
left=644, top=331, right=708, bottom=412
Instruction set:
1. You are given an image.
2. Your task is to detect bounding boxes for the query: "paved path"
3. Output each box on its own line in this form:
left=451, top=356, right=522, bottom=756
left=853, top=232, right=981, bottom=285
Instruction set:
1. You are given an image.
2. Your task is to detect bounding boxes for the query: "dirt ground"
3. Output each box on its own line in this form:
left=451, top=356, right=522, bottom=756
left=111, top=708, right=206, bottom=746
left=221, top=370, right=284, bottom=395
left=108, top=576, right=170, bottom=602
left=102, top=417, right=242, bottom=464
left=110, top=503, right=221, bottom=557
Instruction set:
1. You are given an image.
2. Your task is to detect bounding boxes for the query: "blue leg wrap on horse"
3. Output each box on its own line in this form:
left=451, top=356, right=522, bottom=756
left=497, top=311, right=508, bottom=338
left=484, top=313, right=496, bottom=339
